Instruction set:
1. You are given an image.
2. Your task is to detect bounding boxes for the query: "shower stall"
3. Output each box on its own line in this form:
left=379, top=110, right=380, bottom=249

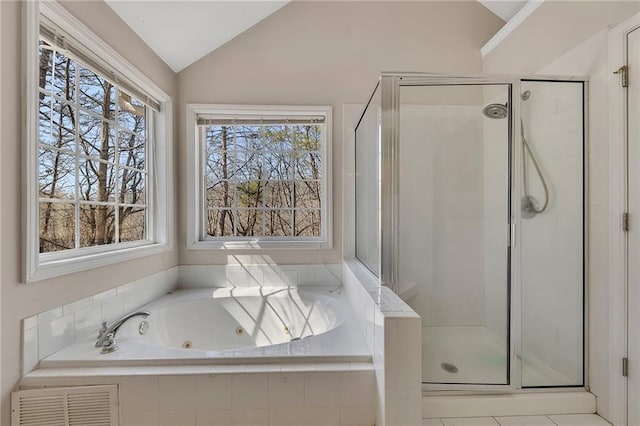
left=355, top=74, right=586, bottom=390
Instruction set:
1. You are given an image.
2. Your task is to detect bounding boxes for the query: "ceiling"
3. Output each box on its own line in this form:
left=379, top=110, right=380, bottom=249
left=106, top=0, right=527, bottom=74
left=105, top=1, right=289, bottom=72
left=479, top=0, right=529, bottom=22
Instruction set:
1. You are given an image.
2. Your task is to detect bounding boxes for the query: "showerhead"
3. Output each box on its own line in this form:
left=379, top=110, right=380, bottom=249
left=483, top=103, right=508, bottom=119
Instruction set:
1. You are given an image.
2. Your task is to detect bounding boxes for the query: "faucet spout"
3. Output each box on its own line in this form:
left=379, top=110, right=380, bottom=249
left=95, top=310, right=150, bottom=348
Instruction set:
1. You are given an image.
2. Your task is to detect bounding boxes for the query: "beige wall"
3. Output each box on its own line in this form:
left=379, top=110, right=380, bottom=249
left=177, top=0, right=503, bottom=266
left=0, top=1, right=179, bottom=423
left=483, top=1, right=640, bottom=74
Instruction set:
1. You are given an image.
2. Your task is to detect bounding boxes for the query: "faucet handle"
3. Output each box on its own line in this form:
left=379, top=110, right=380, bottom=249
left=97, top=321, right=108, bottom=338
left=100, top=332, right=118, bottom=354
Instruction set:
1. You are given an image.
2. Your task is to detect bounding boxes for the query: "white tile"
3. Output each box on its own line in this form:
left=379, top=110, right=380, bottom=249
left=195, top=409, right=233, bottom=426
left=158, top=410, right=196, bottom=426
left=268, top=373, right=305, bottom=409
left=101, top=295, right=125, bottom=323
left=195, top=375, right=232, bottom=410
left=246, top=267, right=264, bottom=286
left=305, top=407, right=341, bottom=425
left=73, top=304, right=101, bottom=340
left=38, top=306, right=62, bottom=324
left=280, top=268, right=299, bottom=286
left=304, top=372, right=341, bottom=408
left=208, top=365, right=246, bottom=374
left=281, top=363, right=315, bottom=373
left=22, top=347, right=39, bottom=375
left=38, top=312, right=74, bottom=359
left=298, top=269, right=316, bottom=285
left=22, top=327, right=39, bottom=374
left=339, top=406, right=376, bottom=426
left=158, top=375, right=196, bottom=410
left=268, top=408, right=308, bottom=425
left=93, top=288, right=118, bottom=300
left=23, top=315, right=38, bottom=331
left=547, top=414, right=610, bottom=425
left=226, top=267, right=248, bottom=286
left=232, top=409, right=268, bottom=426
left=495, top=416, right=555, bottom=426
left=339, top=372, right=375, bottom=407
left=120, top=376, right=159, bottom=411
left=262, top=267, right=283, bottom=286
left=442, top=419, right=499, bottom=426
left=63, top=296, right=94, bottom=315
left=117, top=281, right=137, bottom=295
left=231, top=373, right=268, bottom=409
left=23, top=327, right=38, bottom=354
left=244, top=364, right=281, bottom=373
left=120, top=410, right=159, bottom=426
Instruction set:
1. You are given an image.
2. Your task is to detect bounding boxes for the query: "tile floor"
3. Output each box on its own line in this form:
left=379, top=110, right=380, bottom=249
left=423, top=414, right=611, bottom=425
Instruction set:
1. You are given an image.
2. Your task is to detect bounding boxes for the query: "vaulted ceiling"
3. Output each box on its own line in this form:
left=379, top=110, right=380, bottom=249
left=105, top=1, right=289, bottom=72
left=106, top=0, right=525, bottom=73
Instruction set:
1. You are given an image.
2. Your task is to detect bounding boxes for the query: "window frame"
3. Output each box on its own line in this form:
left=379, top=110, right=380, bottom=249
left=187, top=104, right=332, bottom=249
left=24, top=1, right=173, bottom=282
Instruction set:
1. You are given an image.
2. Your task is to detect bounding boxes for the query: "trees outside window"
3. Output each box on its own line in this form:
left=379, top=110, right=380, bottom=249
left=191, top=105, right=331, bottom=247
left=204, top=123, right=322, bottom=238
left=38, top=40, right=148, bottom=253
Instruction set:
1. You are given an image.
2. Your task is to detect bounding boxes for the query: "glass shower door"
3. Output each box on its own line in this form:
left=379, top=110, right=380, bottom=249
left=398, top=84, right=511, bottom=385
left=519, top=80, right=585, bottom=387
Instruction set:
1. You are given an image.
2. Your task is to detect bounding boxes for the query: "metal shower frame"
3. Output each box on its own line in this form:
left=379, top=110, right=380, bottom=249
left=364, top=72, right=589, bottom=394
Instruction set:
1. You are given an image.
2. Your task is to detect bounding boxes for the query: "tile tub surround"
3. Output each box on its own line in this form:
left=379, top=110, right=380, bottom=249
left=343, top=260, right=422, bottom=426
left=22, top=264, right=343, bottom=375
left=22, top=267, right=179, bottom=375
left=176, top=263, right=343, bottom=289
left=39, top=286, right=371, bottom=368
left=20, top=364, right=376, bottom=426
left=20, top=262, right=419, bottom=426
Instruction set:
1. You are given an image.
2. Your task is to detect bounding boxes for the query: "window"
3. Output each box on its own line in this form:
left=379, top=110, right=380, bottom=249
left=25, top=2, right=173, bottom=282
left=188, top=105, right=332, bottom=248
left=38, top=41, right=149, bottom=252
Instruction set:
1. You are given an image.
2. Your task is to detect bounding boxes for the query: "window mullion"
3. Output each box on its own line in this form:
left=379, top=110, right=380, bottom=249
left=289, top=125, right=295, bottom=237
left=73, top=59, right=81, bottom=249
left=260, top=125, right=266, bottom=236
left=232, top=127, right=238, bottom=237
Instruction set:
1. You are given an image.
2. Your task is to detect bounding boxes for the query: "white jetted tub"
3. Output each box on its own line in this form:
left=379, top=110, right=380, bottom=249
left=41, top=286, right=370, bottom=367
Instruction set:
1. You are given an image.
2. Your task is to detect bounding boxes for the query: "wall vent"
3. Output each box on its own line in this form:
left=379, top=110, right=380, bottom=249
left=11, top=385, right=118, bottom=426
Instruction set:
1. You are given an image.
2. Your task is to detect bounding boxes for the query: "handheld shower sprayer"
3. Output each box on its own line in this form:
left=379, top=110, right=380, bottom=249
left=482, top=90, right=549, bottom=219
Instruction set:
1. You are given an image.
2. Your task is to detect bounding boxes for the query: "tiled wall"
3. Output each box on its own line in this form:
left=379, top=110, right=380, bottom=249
left=343, top=260, right=422, bottom=426
left=534, top=28, right=611, bottom=416
left=118, top=370, right=375, bottom=426
left=22, top=264, right=343, bottom=376
left=518, top=80, right=585, bottom=385
left=21, top=365, right=376, bottom=426
left=20, top=262, right=380, bottom=426
left=398, top=103, right=487, bottom=327
left=22, top=267, right=179, bottom=375
left=177, top=264, right=343, bottom=289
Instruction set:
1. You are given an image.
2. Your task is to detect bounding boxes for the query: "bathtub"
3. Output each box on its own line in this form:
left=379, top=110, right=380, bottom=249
left=41, top=286, right=371, bottom=367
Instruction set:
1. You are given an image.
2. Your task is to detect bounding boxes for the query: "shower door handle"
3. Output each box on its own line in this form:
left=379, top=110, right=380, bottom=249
left=509, top=223, right=516, bottom=248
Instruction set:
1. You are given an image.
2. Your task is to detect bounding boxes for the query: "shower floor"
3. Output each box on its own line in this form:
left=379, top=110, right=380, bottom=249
left=422, top=326, right=571, bottom=385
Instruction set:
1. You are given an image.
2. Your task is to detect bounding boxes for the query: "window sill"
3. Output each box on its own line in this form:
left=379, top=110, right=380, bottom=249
left=28, top=243, right=169, bottom=283
left=188, top=240, right=332, bottom=250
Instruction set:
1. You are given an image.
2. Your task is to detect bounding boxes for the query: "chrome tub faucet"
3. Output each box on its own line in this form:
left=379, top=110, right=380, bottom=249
left=95, top=310, right=150, bottom=353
